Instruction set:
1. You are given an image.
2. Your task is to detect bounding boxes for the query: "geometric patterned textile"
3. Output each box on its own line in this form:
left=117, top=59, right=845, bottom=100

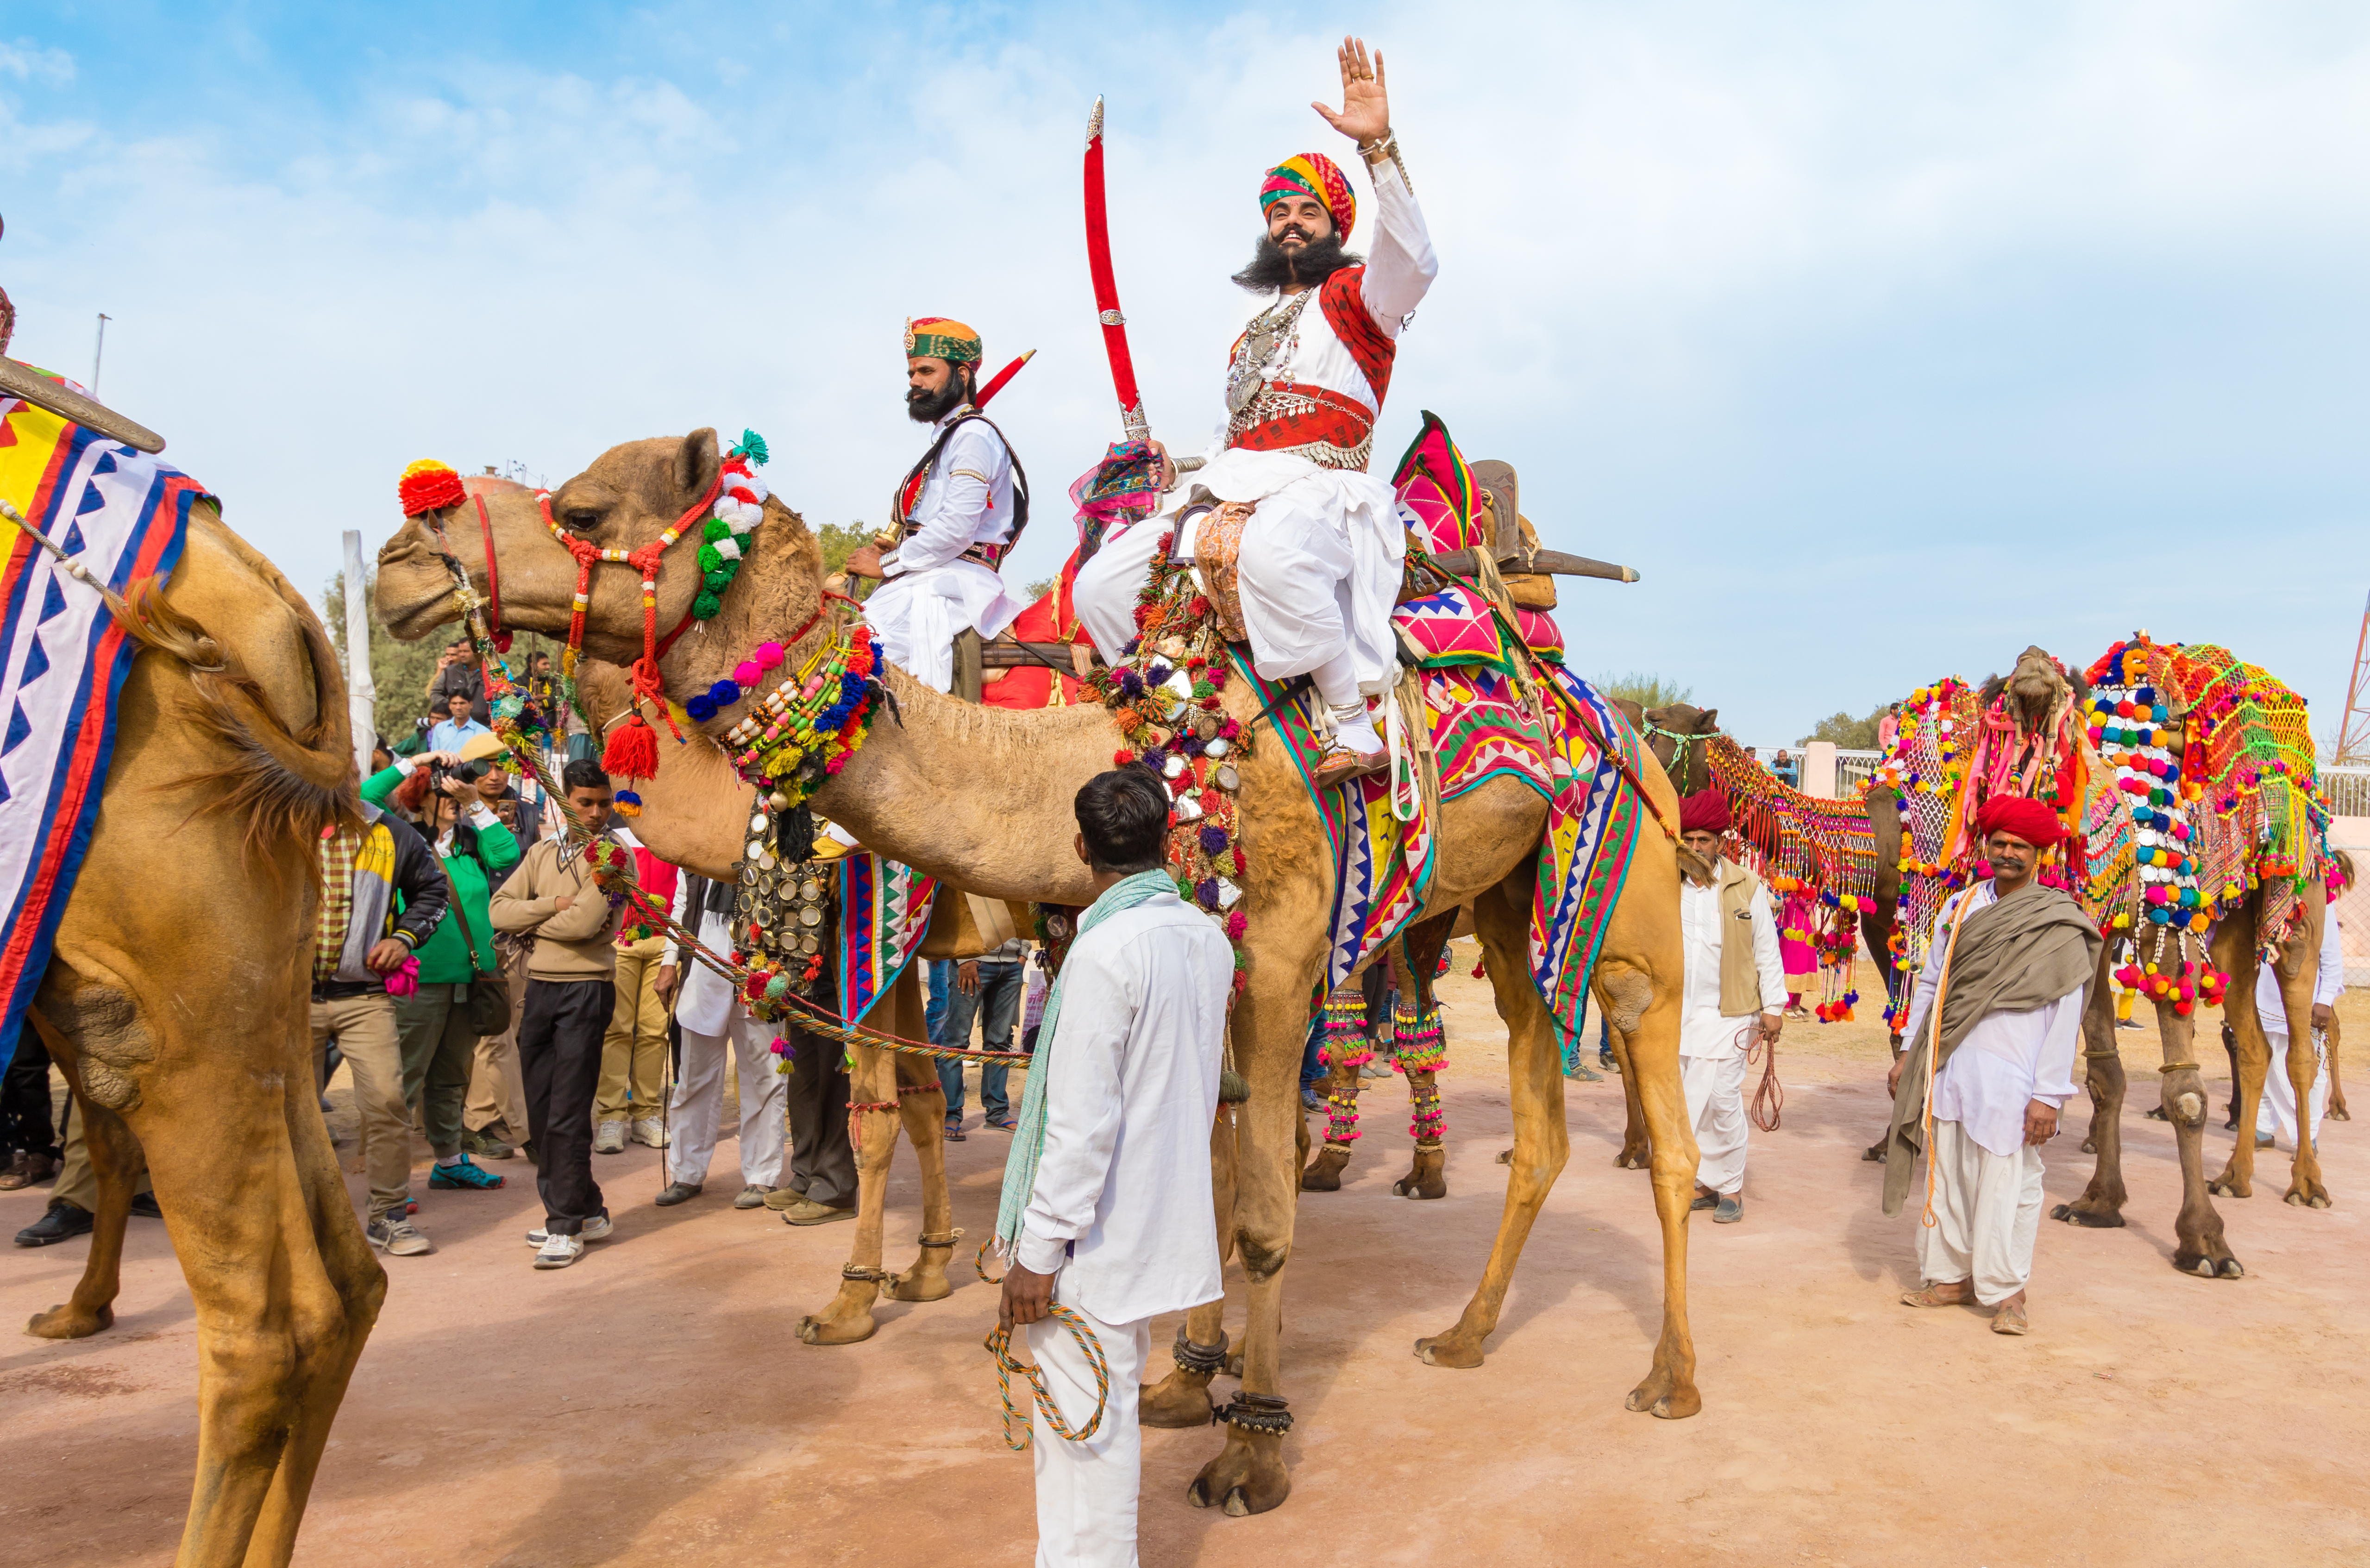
left=1868, top=676, right=1978, bottom=1027
left=1390, top=409, right=1483, bottom=557
left=1396, top=583, right=1506, bottom=667
left=0, top=386, right=201, bottom=1068
left=834, top=852, right=937, bottom=1025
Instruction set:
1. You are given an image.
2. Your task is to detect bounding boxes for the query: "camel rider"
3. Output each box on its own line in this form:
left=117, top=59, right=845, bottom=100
left=855, top=317, right=1031, bottom=693
left=1675, top=790, right=1786, bottom=1226
left=1072, top=36, right=1438, bottom=789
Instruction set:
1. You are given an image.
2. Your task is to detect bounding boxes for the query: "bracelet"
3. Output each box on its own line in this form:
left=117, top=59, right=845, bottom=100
left=1357, top=132, right=1413, bottom=195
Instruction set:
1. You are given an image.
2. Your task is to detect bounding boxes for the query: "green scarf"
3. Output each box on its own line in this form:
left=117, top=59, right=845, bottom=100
left=995, top=869, right=1178, bottom=1257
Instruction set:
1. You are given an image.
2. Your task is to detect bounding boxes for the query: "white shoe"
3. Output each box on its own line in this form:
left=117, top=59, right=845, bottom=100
left=532, top=1233, right=583, bottom=1269
left=593, top=1120, right=628, bottom=1154
left=630, top=1116, right=669, bottom=1150
left=523, top=1213, right=614, bottom=1248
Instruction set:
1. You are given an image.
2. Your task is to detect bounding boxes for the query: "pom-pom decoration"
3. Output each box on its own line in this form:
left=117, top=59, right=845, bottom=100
left=398, top=459, right=467, bottom=517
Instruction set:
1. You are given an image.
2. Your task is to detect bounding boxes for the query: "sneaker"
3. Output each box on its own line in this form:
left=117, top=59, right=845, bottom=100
left=367, top=1212, right=435, bottom=1256
left=533, top=1232, right=584, bottom=1269
left=1359, top=1060, right=1388, bottom=1079
left=2116, top=1018, right=2144, bottom=1032
left=524, top=1212, right=614, bottom=1247
left=733, top=1185, right=773, bottom=1209
left=460, top=1128, right=515, bottom=1160
left=654, top=1181, right=703, bottom=1207
left=593, top=1120, right=628, bottom=1155
left=630, top=1116, right=669, bottom=1150
left=13, top=1198, right=94, bottom=1247
left=1712, top=1195, right=1745, bottom=1225
left=428, top=1154, right=505, bottom=1191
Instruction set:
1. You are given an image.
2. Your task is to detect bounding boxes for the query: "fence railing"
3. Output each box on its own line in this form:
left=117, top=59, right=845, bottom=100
left=1834, top=748, right=1881, bottom=796
left=2322, top=765, right=2370, bottom=819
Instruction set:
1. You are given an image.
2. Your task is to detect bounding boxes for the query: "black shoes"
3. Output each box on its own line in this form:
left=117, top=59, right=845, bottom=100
left=14, top=1199, right=94, bottom=1247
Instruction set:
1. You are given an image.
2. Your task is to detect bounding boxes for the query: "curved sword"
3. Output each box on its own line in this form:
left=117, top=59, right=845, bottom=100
left=1084, top=97, right=1150, bottom=444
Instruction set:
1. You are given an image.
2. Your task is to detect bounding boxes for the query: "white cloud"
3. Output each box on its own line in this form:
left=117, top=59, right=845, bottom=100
left=0, top=39, right=74, bottom=85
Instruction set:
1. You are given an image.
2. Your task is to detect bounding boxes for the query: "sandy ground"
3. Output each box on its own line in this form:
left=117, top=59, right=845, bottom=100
left=4, top=940, right=2367, bottom=1568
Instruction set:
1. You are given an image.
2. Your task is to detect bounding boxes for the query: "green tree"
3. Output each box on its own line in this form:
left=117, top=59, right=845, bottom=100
left=815, top=521, right=871, bottom=577
left=323, top=567, right=557, bottom=753
left=1800, top=704, right=1888, bottom=749
left=1594, top=670, right=1694, bottom=709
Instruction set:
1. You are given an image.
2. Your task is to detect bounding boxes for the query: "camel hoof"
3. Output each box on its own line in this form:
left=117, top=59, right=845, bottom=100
left=884, top=1269, right=952, bottom=1303
left=1138, top=1372, right=1217, bottom=1429
left=1187, top=1430, right=1289, bottom=1517
left=2079, top=1137, right=2096, bottom=1153
left=2050, top=1201, right=2126, bottom=1229
left=1187, top=1478, right=1215, bottom=1509
left=2173, top=1249, right=2244, bottom=1280
left=2287, top=1188, right=2332, bottom=1210
left=1223, top=1489, right=1252, bottom=1518
left=2328, top=1107, right=2351, bottom=1121
left=1615, top=1148, right=1650, bottom=1171
left=25, top=1302, right=113, bottom=1341
left=1495, top=1148, right=1512, bottom=1165
left=2142, top=1106, right=2168, bottom=1122
left=1625, top=1380, right=1702, bottom=1419
left=2209, top=1175, right=2251, bottom=1199
left=1299, top=1145, right=1351, bottom=1193
left=1393, top=1148, right=1448, bottom=1199
left=795, top=1311, right=878, bottom=1346
left=1223, top=1350, right=1243, bottom=1380
left=2219, top=1258, right=2246, bottom=1278
left=1414, top=1333, right=1484, bottom=1369
left=1862, top=1139, right=1888, bottom=1163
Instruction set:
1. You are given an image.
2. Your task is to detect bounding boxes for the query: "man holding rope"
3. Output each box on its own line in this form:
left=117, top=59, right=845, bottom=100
left=997, top=767, right=1232, bottom=1565
left=1882, top=797, right=2100, bottom=1336
left=1676, top=790, right=1786, bottom=1225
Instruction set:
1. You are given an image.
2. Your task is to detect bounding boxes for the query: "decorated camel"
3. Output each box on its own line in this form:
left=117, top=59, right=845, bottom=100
left=375, top=428, right=1703, bottom=1516
left=2, top=363, right=380, bottom=1566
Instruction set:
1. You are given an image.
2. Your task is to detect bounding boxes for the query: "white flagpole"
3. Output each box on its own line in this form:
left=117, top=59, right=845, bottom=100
left=342, top=530, right=376, bottom=778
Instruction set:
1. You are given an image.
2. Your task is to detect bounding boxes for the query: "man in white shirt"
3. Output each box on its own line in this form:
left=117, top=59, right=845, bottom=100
left=652, top=872, right=787, bottom=1208
left=997, top=768, right=1233, bottom=1566
left=1072, top=38, right=1439, bottom=789
left=1674, top=791, right=1786, bottom=1224
left=850, top=316, right=1030, bottom=692
left=1883, top=797, right=2100, bottom=1336
left=2255, top=896, right=2342, bottom=1151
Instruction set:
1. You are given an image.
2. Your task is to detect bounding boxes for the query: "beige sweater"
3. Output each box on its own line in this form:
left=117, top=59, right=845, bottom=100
left=489, top=837, right=632, bottom=981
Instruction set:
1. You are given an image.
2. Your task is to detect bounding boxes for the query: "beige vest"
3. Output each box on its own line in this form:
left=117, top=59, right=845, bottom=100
left=1710, top=860, right=1767, bottom=1017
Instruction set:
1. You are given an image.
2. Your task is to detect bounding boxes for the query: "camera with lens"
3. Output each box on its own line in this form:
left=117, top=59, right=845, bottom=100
left=428, top=756, right=490, bottom=790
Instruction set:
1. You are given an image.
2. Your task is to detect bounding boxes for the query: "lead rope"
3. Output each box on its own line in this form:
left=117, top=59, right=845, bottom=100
left=1919, top=896, right=1973, bottom=1228
left=975, top=1244, right=1111, bottom=1449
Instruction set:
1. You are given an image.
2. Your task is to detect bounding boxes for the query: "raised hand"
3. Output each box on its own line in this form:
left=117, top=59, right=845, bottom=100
left=1311, top=35, right=1389, bottom=147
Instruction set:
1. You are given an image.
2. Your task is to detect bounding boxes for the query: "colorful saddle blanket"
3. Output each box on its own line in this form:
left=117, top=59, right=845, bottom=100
left=835, top=852, right=934, bottom=1025
left=0, top=388, right=203, bottom=1066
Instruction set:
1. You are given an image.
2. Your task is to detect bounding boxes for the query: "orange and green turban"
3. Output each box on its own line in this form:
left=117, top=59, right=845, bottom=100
left=1259, top=151, right=1356, bottom=241
left=904, top=316, right=982, bottom=364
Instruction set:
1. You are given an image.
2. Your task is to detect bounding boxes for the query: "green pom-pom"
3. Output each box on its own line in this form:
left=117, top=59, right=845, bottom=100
left=737, top=429, right=770, bottom=466
left=704, top=567, right=733, bottom=593
left=703, top=517, right=730, bottom=543
left=697, top=543, right=723, bottom=574
left=692, top=590, right=723, bottom=621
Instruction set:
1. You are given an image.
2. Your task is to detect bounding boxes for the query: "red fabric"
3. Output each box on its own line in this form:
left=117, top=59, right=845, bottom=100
left=1975, top=796, right=2066, bottom=849
left=632, top=847, right=679, bottom=908
left=1679, top=789, right=1731, bottom=834
left=1229, top=382, right=1373, bottom=458
left=1318, top=266, right=1396, bottom=406
left=980, top=577, right=1091, bottom=711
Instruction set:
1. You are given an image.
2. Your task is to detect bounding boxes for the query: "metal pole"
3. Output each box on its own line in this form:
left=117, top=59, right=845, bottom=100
left=343, top=530, right=376, bottom=779
left=91, top=313, right=110, bottom=396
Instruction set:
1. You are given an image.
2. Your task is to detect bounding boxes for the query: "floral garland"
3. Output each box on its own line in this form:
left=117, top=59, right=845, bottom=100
left=1085, top=529, right=1251, bottom=997
left=694, top=431, right=771, bottom=623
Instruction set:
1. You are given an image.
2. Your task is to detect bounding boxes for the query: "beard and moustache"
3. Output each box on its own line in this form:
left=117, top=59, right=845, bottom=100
left=905, top=367, right=975, bottom=424
left=1231, top=226, right=1361, bottom=293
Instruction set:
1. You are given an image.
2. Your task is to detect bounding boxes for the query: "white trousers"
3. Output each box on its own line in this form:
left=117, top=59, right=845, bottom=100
left=1680, top=1051, right=1749, bottom=1195
left=1918, top=1117, right=2044, bottom=1306
left=1027, top=1293, right=1152, bottom=1568
left=2255, top=1029, right=2330, bottom=1149
left=865, top=574, right=960, bottom=693
left=665, top=1011, right=787, bottom=1189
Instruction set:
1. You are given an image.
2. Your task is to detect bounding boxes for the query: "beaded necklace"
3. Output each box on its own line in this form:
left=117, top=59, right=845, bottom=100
left=719, top=627, right=885, bottom=810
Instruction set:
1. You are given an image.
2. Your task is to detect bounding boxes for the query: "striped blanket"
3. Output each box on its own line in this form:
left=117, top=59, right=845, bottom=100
left=0, top=384, right=202, bottom=1067
left=835, top=852, right=935, bottom=1025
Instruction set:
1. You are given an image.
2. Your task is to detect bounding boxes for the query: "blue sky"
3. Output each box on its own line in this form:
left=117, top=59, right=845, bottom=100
left=5, top=1, right=2367, bottom=747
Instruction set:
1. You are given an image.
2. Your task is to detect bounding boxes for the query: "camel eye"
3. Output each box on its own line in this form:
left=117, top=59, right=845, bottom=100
left=562, top=508, right=603, bottom=533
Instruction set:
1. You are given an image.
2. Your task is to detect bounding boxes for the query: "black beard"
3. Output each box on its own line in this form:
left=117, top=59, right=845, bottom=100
left=906, top=373, right=972, bottom=424
left=1231, top=231, right=1361, bottom=293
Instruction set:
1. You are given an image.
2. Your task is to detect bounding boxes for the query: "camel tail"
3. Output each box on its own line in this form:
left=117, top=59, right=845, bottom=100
left=122, top=567, right=363, bottom=881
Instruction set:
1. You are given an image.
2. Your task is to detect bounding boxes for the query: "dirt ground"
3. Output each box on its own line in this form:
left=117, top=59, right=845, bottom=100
left=4, top=940, right=2367, bottom=1567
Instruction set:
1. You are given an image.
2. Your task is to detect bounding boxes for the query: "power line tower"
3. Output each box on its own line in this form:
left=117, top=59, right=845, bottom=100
left=2333, top=589, right=2370, bottom=765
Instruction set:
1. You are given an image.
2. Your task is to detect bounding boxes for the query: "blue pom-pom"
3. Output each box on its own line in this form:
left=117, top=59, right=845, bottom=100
left=687, top=695, right=718, bottom=722
left=709, top=679, right=741, bottom=706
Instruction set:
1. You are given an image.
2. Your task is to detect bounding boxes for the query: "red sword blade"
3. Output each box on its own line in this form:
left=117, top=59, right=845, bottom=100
left=1085, top=96, right=1148, bottom=441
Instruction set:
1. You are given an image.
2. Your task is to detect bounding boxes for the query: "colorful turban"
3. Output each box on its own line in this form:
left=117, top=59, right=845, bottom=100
left=904, top=316, right=982, bottom=364
left=1678, top=789, right=1731, bottom=835
left=1975, top=796, right=2066, bottom=850
left=1259, top=152, right=1356, bottom=241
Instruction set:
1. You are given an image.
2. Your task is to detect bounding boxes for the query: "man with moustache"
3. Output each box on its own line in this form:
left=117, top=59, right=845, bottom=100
left=1073, top=36, right=1438, bottom=788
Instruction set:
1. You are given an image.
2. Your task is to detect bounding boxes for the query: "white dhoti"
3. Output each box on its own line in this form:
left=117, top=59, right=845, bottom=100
left=1072, top=448, right=1406, bottom=702
left=2255, top=1029, right=2330, bottom=1150
left=666, top=1010, right=787, bottom=1190
left=1918, top=1117, right=2045, bottom=1306
left=1680, top=1049, right=1750, bottom=1195
left=865, top=561, right=1024, bottom=694
left=1026, top=1291, right=1152, bottom=1568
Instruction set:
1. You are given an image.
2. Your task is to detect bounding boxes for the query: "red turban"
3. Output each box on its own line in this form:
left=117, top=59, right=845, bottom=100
left=1974, top=796, right=2065, bottom=849
left=1678, top=789, right=1730, bottom=835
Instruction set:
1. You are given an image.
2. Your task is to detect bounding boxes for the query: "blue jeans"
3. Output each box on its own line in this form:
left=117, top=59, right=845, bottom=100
left=925, top=960, right=952, bottom=1045
left=937, top=960, right=1022, bottom=1122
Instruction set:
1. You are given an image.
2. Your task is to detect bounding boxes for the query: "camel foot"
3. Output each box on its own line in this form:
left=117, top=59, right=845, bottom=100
left=2208, top=1170, right=2253, bottom=1200
left=2079, top=1137, right=2097, bottom=1154
left=1495, top=1148, right=1511, bottom=1165
left=795, top=1283, right=882, bottom=1346
left=2172, top=1248, right=2245, bottom=1280
left=1614, top=1143, right=1651, bottom=1171
left=1299, top=1144, right=1352, bottom=1193
left=884, top=1266, right=952, bottom=1303
left=1862, top=1137, right=1888, bottom=1163
left=1392, top=1146, right=1447, bottom=1200
left=1186, top=1428, right=1289, bottom=1518
left=1138, top=1367, right=1217, bottom=1428
left=1223, top=1349, right=1244, bottom=1380
left=2050, top=1200, right=2126, bottom=1229
left=1624, top=1364, right=1703, bottom=1420
left=2284, top=1182, right=2332, bottom=1210
left=2328, top=1104, right=2350, bottom=1122
left=25, top=1301, right=113, bottom=1340
left=1413, top=1329, right=1486, bottom=1369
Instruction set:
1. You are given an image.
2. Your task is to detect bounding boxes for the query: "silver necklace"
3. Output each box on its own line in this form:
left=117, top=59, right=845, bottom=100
left=1225, top=289, right=1315, bottom=416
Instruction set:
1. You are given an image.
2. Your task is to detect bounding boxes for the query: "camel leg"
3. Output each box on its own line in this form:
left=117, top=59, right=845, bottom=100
left=2153, top=991, right=2240, bottom=1279
left=1608, top=1008, right=1651, bottom=1170
left=2052, top=953, right=2130, bottom=1227
left=1389, top=917, right=1455, bottom=1200
left=1144, top=1108, right=1239, bottom=1428
left=886, top=970, right=958, bottom=1302
left=2272, top=907, right=2332, bottom=1209
left=2210, top=917, right=2270, bottom=1201
left=2326, top=1010, right=2349, bottom=1121
left=1300, top=981, right=1367, bottom=1192
left=24, top=1017, right=136, bottom=1341
left=796, top=1032, right=899, bottom=1346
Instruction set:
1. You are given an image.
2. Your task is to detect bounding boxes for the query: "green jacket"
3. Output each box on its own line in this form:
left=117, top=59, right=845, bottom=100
left=362, top=763, right=522, bottom=984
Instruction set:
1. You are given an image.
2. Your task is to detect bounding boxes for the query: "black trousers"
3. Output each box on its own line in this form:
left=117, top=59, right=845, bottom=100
left=783, top=1025, right=856, bottom=1208
left=519, top=978, right=614, bottom=1236
left=1, top=1027, right=57, bottom=1160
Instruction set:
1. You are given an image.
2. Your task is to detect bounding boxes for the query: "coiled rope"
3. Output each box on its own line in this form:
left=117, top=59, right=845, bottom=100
left=975, top=1243, right=1110, bottom=1450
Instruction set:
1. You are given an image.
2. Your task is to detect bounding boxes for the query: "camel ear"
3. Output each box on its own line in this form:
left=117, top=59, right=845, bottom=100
left=1700, top=708, right=1719, bottom=732
left=674, top=427, right=721, bottom=502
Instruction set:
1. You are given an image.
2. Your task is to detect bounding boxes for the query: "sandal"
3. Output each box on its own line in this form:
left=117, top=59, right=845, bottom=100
left=1990, top=1297, right=2030, bottom=1336
left=943, top=1116, right=967, bottom=1143
left=1311, top=740, right=1388, bottom=792
left=1899, top=1283, right=1973, bottom=1309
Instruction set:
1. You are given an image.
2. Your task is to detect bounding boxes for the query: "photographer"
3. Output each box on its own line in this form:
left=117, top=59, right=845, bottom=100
left=364, top=744, right=521, bottom=1194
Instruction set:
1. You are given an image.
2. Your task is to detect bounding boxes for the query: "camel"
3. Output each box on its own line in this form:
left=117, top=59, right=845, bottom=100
left=374, top=429, right=1702, bottom=1514
left=3, top=374, right=379, bottom=1565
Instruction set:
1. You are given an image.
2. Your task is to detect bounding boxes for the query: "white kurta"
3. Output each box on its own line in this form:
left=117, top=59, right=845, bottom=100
left=660, top=887, right=788, bottom=1188
left=2255, top=909, right=2342, bottom=1148
left=1073, top=158, right=1438, bottom=696
left=868, top=410, right=1028, bottom=691
left=1676, top=872, right=1786, bottom=1195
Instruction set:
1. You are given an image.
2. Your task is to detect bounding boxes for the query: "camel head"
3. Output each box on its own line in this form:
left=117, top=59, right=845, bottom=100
left=374, top=431, right=828, bottom=711
left=1641, top=702, right=1720, bottom=797
left=1980, top=645, right=2087, bottom=739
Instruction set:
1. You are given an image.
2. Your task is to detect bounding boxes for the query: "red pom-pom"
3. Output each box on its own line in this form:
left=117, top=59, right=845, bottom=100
left=398, top=460, right=466, bottom=517
left=602, top=715, right=660, bottom=780
left=1114, top=748, right=1135, bottom=766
